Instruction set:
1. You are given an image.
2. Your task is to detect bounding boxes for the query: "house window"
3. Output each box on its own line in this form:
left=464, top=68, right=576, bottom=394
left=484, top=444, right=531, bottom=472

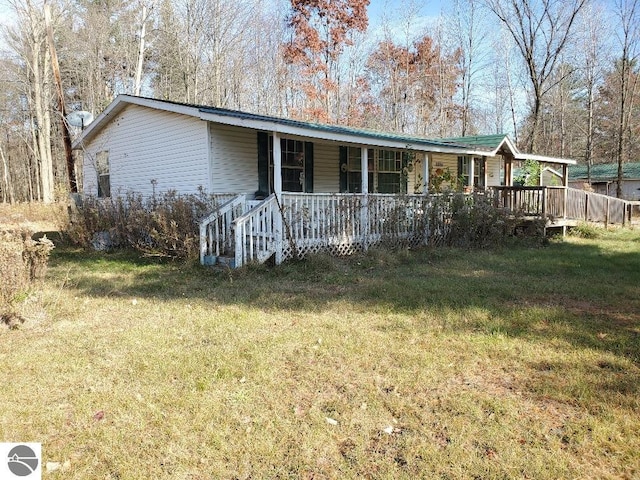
left=458, top=156, right=485, bottom=189
left=473, top=157, right=485, bottom=188
left=345, top=147, right=405, bottom=193
left=96, top=151, right=110, bottom=197
left=458, top=156, right=471, bottom=187
left=269, top=137, right=305, bottom=192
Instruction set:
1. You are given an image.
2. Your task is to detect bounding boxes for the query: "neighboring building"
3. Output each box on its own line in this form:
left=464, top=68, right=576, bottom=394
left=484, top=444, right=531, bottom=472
left=569, top=163, right=640, bottom=201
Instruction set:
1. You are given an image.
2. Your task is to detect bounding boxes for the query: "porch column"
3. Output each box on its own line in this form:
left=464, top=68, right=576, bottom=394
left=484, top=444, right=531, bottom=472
left=482, top=156, right=488, bottom=189
left=469, top=156, right=475, bottom=192
left=273, top=131, right=284, bottom=265
left=361, top=147, right=369, bottom=194
left=423, top=153, right=430, bottom=194
left=562, top=164, right=569, bottom=220
left=505, top=156, right=513, bottom=186
left=360, top=147, right=369, bottom=250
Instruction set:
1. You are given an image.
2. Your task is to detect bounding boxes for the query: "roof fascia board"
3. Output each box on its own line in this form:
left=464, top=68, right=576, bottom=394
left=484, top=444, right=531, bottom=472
left=514, top=152, right=577, bottom=165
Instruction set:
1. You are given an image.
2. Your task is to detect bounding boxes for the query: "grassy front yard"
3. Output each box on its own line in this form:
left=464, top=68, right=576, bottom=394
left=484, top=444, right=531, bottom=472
left=2, top=228, right=639, bottom=478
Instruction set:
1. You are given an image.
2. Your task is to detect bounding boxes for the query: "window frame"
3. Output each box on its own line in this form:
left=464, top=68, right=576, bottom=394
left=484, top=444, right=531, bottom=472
left=345, top=147, right=406, bottom=194
left=96, top=150, right=110, bottom=198
left=269, top=137, right=306, bottom=193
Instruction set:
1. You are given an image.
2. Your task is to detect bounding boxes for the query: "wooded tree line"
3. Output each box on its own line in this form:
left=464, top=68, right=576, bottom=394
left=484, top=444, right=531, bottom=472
left=0, top=0, right=638, bottom=203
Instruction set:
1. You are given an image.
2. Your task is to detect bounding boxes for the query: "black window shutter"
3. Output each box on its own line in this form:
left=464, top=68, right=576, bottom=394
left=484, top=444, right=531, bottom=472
left=257, top=132, right=269, bottom=196
left=402, top=152, right=410, bottom=194
left=457, top=156, right=463, bottom=177
left=339, top=146, right=348, bottom=192
left=304, top=142, right=314, bottom=193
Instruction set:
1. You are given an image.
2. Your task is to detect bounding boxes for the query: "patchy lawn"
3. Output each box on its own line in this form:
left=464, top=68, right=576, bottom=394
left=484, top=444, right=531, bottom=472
left=1, top=228, right=639, bottom=479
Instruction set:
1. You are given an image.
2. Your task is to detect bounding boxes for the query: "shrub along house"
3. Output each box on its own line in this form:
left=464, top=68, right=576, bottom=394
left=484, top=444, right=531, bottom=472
left=72, top=95, right=576, bottom=267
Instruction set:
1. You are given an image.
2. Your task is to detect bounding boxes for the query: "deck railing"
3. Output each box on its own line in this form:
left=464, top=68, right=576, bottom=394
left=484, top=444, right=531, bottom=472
left=199, top=194, right=246, bottom=265
left=492, top=186, right=633, bottom=226
left=200, top=188, right=636, bottom=267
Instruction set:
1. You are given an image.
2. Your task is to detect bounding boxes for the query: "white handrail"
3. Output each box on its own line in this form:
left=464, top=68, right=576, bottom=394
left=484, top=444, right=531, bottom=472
left=199, top=194, right=246, bottom=265
left=233, top=194, right=278, bottom=268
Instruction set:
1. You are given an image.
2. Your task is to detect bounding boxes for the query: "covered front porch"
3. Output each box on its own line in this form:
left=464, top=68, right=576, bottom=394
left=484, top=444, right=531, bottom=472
left=199, top=130, right=580, bottom=268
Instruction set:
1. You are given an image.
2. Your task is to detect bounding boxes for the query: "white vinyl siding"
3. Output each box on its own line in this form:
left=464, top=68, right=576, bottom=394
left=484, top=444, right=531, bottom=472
left=430, top=153, right=459, bottom=177
left=429, top=153, right=459, bottom=190
left=407, top=153, right=426, bottom=194
left=208, top=124, right=258, bottom=194
left=428, top=153, right=504, bottom=189
left=486, top=157, right=503, bottom=186
left=81, top=104, right=209, bottom=197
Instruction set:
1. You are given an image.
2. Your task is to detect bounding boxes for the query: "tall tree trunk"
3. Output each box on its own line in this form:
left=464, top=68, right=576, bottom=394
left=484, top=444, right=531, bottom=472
left=1, top=142, right=14, bottom=204
left=134, top=5, right=148, bottom=96
left=585, top=80, right=594, bottom=185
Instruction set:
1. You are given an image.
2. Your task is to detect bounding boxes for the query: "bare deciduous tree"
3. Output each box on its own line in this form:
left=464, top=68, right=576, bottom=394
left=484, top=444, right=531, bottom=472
left=484, top=0, right=589, bottom=152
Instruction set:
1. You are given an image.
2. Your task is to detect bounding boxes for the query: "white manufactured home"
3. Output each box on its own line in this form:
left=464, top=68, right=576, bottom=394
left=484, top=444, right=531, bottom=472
left=73, top=95, right=580, bottom=267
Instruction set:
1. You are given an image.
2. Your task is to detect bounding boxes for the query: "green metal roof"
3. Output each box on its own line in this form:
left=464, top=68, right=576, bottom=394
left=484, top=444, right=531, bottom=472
left=569, top=162, right=640, bottom=181
left=197, top=104, right=456, bottom=149
left=435, top=134, right=508, bottom=150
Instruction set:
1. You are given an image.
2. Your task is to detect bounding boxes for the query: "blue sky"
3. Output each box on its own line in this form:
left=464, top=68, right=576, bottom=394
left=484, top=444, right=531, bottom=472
left=368, top=0, right=446, bottom=27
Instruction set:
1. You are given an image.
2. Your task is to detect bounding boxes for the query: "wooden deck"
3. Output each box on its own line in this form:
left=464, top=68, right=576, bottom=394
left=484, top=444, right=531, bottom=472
left=492, top=186, right=635, bottom=227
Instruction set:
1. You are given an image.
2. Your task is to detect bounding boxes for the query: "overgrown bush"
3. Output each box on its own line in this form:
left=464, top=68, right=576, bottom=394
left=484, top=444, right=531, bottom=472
left=66, top=190, right=226, bottom=260
left=426, top=192, right=542, bottom=248
left=569, top=222, right=602, bottom=239
left=1, top=230, right=54, bottom=328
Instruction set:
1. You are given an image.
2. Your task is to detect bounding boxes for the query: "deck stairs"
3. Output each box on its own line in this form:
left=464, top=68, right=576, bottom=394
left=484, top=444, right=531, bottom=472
left=199, top=194, right=278, bottom=268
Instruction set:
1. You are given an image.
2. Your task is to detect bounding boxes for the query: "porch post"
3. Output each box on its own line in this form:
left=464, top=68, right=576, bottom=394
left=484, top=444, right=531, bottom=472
left=273, top=131, right=284, bottom=265
left=482, top=156, right=488, bottom=190
left=361, top=147, right=369, bottom=250
left=505, top=156, right=513, bottom=186
left=361, top=147, right=369, bottom=194
left=562, top=164, right=569, bottom=187
left=469, top=156, right=475, bottom=192
left=423, top=153, right=430, bottom=194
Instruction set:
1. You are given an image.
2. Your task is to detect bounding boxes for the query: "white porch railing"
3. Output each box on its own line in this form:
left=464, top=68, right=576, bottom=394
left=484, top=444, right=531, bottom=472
left=279, top=193, right=445, bottom=260
left=234, top=194, right=279, bottom=268
left=199, top=194, right=246, bottom=265
left=200, top=188, right=636, bottom=269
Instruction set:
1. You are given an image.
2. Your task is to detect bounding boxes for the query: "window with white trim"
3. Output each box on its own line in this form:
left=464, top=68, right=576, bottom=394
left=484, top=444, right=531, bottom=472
left=96, top=151, right=110, bottom=198
left=269, top=137, right=305, bottom=192
left=345, top=147, right=406, bottom=193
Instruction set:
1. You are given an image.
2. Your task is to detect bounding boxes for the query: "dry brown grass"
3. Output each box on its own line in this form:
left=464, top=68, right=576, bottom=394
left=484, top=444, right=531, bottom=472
left=0, top=228, right=639, bottom=478
left=0, top=201, right=67, bottom=232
